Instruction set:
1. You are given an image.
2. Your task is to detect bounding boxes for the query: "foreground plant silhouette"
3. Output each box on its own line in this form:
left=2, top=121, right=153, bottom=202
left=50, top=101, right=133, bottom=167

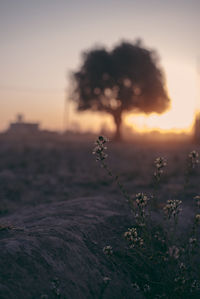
left=93, top=136, right=200, bottom=298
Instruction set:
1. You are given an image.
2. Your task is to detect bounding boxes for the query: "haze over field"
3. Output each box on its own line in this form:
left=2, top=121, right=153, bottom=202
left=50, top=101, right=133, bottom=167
left=0, top=0, right=200, bottom=134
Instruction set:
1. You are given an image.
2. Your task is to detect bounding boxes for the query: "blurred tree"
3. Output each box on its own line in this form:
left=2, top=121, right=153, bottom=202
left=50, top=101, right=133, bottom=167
left=71, top=40, right=170, bottom=140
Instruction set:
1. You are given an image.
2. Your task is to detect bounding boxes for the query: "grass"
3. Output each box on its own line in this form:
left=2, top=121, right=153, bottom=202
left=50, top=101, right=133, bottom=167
left=93, top=136, right=200, bottom=298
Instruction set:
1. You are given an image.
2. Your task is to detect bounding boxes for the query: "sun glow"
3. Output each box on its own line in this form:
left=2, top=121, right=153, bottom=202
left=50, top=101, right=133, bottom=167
left=125, top=61, right=197, bottom=133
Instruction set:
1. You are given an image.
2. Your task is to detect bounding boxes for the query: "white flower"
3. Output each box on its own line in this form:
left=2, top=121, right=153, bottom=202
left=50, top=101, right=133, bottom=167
left=195, top=214, right=200, bottom=224
left=124, top=227, right=144, bottom=247
left=103, top=276, right=111, bottom=283
left=154, top=157, right=167, bottom=181
left=103, top=245, right=113, bottom=255
left=135, top=192, right=149, bottom=208
left=194, top=195, right=200, bottom=208
left=93, top=136, right=109, bottom=161
left=188, top=150, right=199, bottom=168
left=143, top=284, right=150, bottom=293
left=189, top=238, right=197, bottom=245
left=163, top=199, right=182, bottom=219
left=168, top=246, right=180, bottom=259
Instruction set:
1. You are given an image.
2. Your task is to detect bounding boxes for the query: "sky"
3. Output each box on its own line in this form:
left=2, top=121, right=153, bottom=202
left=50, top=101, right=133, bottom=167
left=0, top=0, right=200, bottom=133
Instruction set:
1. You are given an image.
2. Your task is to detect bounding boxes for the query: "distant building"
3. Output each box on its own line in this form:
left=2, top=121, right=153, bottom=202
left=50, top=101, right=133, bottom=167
left=6, top=114, right=40, bottom=135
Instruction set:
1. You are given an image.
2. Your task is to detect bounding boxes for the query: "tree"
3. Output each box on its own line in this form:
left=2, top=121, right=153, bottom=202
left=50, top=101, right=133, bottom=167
left=71, top=40, right=170, bottom=140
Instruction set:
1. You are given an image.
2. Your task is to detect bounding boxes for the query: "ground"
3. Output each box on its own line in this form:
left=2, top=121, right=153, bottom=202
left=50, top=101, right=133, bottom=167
left=0, top=135, right=200, bottom=298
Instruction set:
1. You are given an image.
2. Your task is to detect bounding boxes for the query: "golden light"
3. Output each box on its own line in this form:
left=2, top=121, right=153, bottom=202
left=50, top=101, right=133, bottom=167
left=125, top=61, right=197, bottom=133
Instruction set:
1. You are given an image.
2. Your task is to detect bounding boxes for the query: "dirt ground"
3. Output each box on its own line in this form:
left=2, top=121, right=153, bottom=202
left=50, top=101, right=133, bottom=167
left=0, top=136, right=200, bottom=298
left=0, top=136, right=199, bottom=215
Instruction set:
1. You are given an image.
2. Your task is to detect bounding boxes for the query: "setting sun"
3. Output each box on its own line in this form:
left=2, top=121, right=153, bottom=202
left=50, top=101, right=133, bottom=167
left=125, top=61, right=197, bottom=133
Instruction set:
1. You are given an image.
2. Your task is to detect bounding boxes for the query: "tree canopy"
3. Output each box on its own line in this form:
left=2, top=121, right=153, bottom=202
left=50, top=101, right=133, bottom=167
left=71, top=40, right=170, bottom=140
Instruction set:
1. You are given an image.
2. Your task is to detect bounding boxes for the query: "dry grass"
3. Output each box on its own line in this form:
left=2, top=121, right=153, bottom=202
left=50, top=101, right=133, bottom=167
left=0, top=136, right=200, bottom=298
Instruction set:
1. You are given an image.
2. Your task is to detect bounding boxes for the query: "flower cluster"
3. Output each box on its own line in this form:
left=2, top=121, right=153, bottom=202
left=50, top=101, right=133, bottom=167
left=154, top=231, right=166, bottom=244
left=163, top=199, right=182, bottom=220
left=174, top=275, right=186, bottom=287
left=188, top=150, right=199, bottom=169
left=131, top=282, right=140, bottom=291
left=167, top=246, right=180, bottom=260
left=189, top=237, right=197, bottom=247
left=190, top=280, right=200, bottom=292
left=154, top=157, right=167, bottom=181
left=135, top=192, right=149, bottom=209
left=194, top=214, right=200, bottom=225
left=143, top=284, right=151, bottom=293
left=51, top=278, right=61, bottom=297
left=124, top=227, right=144, bottom=247
left=94, top=139, right=200, bottom=297
left=103, top=245, right=113, bottom=255
left=103, top=276, right=111, bottom=283
left=92, top=136, right=109, bottom=161
left=134, top=193, right=149, bottom=224
left=194, top=195, right=200, bottom=208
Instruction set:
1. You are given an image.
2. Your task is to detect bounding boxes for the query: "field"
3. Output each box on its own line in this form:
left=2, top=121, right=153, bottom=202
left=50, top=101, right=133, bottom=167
left=0, top=135, right=200, bottom=298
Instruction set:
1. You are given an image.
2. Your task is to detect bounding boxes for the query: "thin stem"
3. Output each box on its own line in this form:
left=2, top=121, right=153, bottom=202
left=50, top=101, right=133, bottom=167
left=101, top=161, right=133, bottom=208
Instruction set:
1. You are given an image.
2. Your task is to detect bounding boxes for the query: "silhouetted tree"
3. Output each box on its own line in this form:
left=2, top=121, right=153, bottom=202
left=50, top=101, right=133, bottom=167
left=71, top=40, right=170, bottom=140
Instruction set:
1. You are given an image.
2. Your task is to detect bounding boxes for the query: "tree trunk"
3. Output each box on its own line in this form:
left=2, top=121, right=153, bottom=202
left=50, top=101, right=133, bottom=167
left=113, top=112, right=122, bottom=141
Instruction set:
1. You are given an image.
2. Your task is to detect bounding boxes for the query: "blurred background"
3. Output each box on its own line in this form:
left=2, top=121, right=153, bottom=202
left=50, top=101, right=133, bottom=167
left=1, top=0, right=200, bottom=139
left=1, top=3, right=200, bottom=297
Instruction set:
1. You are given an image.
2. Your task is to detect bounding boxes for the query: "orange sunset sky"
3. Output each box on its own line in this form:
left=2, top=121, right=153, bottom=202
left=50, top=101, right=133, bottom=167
left=0, top=0, right=200, bottom=134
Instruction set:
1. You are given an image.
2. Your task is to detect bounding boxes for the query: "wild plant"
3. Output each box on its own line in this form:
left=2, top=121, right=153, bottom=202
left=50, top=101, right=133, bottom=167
left=154, top=157, right=167, bottom=183
left=184, top=150, right=199, bottom=189
left=152, top=157, right=167, bottom=208
left=93, top=136, right=200, bottom=298
left=93, top=136, right=131, bottom=205
left=40, top=278, right=61, bottom=299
